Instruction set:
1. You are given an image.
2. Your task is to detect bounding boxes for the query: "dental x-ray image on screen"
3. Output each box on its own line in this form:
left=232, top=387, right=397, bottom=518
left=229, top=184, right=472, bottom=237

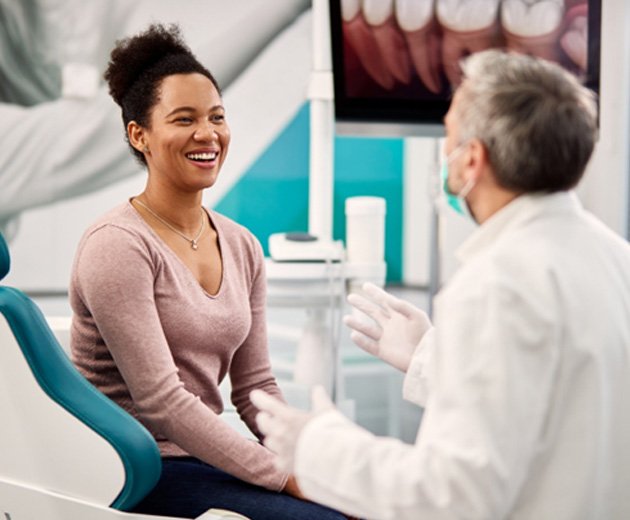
left=330, top=0, right=600, bottom=136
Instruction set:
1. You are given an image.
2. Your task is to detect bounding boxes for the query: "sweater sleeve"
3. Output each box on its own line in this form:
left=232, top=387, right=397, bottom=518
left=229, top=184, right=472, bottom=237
left=228, top=233, right=285, bottom=438
left=73, top=225, right=288, bottom=491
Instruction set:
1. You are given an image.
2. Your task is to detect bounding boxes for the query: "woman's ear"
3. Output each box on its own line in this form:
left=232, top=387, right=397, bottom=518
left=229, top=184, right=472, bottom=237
left=127, top=121, right=148, bottom=153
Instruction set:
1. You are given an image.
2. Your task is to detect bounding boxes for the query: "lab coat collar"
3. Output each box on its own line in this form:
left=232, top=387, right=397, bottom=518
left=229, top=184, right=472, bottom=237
left=456, top=190, right=582, bottom=263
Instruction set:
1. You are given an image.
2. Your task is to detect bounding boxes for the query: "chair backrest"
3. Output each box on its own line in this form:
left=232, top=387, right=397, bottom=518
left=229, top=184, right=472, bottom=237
left=0, top=232, right=161, bottom=511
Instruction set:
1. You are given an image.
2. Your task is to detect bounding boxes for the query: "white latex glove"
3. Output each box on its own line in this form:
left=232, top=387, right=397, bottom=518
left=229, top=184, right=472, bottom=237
left=251, top=385, right=334, bottom=473
left=343, top=282, right=432, bottom=372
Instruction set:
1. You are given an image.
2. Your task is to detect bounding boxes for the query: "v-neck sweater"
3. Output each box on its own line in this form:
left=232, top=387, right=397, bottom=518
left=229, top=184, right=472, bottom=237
left=69, top=201, right=288, bottom=491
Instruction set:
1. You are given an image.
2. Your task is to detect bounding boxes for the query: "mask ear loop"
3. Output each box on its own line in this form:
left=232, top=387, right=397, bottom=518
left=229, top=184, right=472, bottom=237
left=458, top=177, right=475, bottom=200
left=440, top=143, right=478, bottom=223
left=441, top=142, right=468, bottom=193
left=455, top=138, right=480, bottom=206
left=456, top=143, right=477, bottom=220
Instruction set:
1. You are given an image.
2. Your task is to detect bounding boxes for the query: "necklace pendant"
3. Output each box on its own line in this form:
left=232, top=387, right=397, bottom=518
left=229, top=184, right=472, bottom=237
left=191, top=240, right=198, bottom=251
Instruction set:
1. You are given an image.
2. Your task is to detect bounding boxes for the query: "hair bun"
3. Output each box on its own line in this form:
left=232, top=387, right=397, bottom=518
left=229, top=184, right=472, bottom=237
left=104, top=23, right=192, bottom=107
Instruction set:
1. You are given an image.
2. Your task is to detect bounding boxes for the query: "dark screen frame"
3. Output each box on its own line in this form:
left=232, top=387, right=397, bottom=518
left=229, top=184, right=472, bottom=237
left=330, top=0, right=601, bottom=134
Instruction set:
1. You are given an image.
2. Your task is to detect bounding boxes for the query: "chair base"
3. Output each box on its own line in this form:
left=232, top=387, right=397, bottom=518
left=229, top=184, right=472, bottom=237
left=0, top=478, right=249, bottom=520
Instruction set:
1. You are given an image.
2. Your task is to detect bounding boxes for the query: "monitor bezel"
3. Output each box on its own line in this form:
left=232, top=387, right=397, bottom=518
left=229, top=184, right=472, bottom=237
left=330, top=0, right=601, bottom=137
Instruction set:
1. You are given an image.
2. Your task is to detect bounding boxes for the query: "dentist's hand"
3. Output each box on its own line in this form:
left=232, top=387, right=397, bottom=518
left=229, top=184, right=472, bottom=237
left=251, top=385, right=334, bottom=473
left=343, top=282, right=432, bottom=372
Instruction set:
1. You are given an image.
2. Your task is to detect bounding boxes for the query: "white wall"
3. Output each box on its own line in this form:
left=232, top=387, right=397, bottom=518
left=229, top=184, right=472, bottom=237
left=576, top=0, right=630, bottom=237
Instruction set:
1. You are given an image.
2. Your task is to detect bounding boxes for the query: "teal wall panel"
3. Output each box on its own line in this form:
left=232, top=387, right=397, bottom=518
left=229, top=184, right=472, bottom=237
left=215, top=103, right=404, bottom=282
left=216, top=104, right=310, bottom=251
left=333, top=136, right=403, bottom=282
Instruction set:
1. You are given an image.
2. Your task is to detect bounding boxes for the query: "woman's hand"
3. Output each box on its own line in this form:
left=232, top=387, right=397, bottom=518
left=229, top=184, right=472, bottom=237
left=284, top=475, right=360, bottom=519
left=282, top=474, right=306, bottom=500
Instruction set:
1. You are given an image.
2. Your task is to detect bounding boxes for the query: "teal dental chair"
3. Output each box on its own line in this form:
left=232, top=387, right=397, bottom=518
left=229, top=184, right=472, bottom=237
left=0, top=233, right=247, bottom=520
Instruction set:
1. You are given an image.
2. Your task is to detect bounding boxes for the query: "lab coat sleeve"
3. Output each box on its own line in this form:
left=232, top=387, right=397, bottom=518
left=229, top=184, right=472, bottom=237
left=403, top=327, right=436, bottom=407
left=293, top=272, right=559, bottom=520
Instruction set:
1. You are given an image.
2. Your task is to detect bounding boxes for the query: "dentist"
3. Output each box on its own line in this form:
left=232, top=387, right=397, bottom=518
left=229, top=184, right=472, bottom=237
left=252, top=49, right=630, bottom=519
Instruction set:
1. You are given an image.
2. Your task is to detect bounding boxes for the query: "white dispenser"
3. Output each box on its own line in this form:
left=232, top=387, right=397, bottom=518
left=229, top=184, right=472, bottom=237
left=345, top=196, right=386, bottom=267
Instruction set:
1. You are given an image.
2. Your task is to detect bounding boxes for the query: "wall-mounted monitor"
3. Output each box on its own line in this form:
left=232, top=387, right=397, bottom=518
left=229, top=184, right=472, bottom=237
left=330, top=0, right=601, bottom=137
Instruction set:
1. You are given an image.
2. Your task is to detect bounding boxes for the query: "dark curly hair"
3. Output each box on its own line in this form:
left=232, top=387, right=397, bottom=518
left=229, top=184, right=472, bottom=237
left=104, top=23, right=221, bottom=166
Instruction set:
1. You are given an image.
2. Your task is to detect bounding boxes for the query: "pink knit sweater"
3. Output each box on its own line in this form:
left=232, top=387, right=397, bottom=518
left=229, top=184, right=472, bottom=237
left=70, top=201, right=288, bottom=491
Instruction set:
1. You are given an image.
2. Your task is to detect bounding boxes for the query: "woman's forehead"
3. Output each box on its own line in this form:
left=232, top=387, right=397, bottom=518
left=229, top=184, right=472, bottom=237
left=155, top=73, right=222, bottom=112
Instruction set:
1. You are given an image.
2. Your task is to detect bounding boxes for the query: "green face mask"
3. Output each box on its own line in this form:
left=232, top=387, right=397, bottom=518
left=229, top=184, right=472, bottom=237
left=440, top=144, right=476, bottom=221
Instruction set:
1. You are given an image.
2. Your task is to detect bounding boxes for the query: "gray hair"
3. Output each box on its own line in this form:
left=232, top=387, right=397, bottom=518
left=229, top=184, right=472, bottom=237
left=454, top=50, right=598, bottom=192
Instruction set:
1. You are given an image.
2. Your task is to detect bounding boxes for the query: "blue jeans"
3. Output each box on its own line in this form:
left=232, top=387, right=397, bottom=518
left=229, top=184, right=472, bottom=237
left=130, top=457, right=348, bottom=519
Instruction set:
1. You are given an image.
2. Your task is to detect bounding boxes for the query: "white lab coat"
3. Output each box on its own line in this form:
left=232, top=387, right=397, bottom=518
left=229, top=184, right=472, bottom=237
left=294, top=191, right=630, bottom=520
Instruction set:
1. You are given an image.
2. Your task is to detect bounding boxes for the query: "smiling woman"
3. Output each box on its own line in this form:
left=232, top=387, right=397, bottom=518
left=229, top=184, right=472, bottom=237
left=68, top=23, right=348, bottom=520
left=129, top=72, right=230, bottom=203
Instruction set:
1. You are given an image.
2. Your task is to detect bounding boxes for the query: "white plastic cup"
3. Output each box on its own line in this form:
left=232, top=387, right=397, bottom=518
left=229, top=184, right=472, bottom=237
left=345, top=196, right=386, bottom=265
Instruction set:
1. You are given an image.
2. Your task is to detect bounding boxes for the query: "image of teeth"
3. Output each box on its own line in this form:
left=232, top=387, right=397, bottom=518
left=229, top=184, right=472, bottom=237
left=362, top=0, right=413, bottom=85
left=395, top=0, right=443, bottom=94
left=436, top=0, right=501, bottom=86
left=501, top=0, right=565, bottom=63
left=341, top=0, right=396, bottom=90
left=560, top=3, right=588, bottom=72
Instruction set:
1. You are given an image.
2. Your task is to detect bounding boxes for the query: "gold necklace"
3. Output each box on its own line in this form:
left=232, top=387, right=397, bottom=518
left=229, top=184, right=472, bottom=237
left=134, top=198, right=205, bottom=250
